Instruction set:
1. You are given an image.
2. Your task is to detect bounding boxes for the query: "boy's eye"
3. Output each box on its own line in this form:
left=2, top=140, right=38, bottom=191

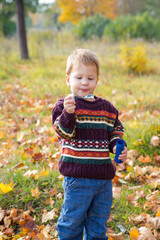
left=76, top=77, right=82, bottom=79
left=88, top=78, right=93, bottom=80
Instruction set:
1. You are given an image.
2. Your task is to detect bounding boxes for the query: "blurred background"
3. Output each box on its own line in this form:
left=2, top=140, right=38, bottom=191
left=1, top=0, right=160, bottom=59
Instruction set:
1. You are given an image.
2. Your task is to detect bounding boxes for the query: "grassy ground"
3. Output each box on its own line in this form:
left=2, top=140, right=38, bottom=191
left=0, top=33, right=160, bottom=239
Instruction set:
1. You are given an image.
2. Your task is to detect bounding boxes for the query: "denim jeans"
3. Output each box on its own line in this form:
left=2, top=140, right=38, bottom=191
left=57, top=177, right=112, bottom=240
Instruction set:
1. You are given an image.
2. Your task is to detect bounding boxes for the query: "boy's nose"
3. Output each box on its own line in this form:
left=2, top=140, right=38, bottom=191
left=82, top=78, right=88, bottom=85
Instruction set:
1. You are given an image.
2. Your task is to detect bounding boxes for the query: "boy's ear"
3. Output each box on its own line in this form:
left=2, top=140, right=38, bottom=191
left=66, top=75, right=70, bottom=86
left=96, top=77, right=99, bottom=84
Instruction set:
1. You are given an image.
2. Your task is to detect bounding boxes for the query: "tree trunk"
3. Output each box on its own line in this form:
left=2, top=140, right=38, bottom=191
left=16, top=0, right=29, bottom=59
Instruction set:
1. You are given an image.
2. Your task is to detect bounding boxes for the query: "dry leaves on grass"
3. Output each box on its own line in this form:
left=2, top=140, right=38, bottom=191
left=0, top=83, right=160, bottom=239
left=0, top=208, right=58, bottom=239
left=112, top=147, right=160, bottom=239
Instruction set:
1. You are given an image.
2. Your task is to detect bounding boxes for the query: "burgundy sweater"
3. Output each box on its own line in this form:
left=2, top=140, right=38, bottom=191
left=52, top=96, right=125, bottom=180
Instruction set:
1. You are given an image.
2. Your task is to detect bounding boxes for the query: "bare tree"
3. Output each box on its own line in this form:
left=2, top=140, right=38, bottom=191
left=16, top=0, right=29, bottom=59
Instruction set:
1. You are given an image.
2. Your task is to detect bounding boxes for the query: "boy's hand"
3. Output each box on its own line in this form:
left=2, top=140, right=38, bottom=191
left=113, top=146, right=127, bottom=162
left=64, top=94, right=76, bottom=114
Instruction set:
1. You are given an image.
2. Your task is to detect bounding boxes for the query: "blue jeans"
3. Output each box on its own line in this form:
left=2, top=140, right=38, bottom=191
left=57, top=177, right=112, bottom=240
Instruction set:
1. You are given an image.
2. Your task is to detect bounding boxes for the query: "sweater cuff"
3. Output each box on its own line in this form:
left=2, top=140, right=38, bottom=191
left=59, top=109, right=76, bottom=129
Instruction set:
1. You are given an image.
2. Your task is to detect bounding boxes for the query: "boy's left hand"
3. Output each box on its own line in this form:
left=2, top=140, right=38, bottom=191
left=113, top=146, right=128, bottom=162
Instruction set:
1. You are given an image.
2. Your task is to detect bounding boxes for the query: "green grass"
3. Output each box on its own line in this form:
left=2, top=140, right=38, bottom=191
left=0, top=33, right=160, bottom=239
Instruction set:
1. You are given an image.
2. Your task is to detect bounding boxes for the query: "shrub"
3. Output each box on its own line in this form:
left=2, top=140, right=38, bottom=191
left=121, top=42, right=152, bottom=74
left=2, top=20, right=16, bottom=37
left=104, top=12, right=160, bottom=41
left=74, top=14, right=110, bottom=39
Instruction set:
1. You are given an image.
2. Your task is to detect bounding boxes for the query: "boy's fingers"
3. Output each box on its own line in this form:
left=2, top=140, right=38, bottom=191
left=113, top=146, right=116, bottom=154
left=122, top=147, right=127, bottom=154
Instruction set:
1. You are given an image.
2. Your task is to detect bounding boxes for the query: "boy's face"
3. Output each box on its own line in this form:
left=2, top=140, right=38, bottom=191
left=66, top=61, right=98, bottom=98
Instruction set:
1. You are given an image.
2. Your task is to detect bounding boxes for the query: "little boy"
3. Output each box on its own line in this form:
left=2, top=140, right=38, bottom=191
left=52, top=49, right=127, bottom=240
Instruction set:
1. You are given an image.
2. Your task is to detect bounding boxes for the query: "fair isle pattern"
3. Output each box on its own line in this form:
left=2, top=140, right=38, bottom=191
left=110, top=125, right=124, bottom=142
left=54, top=120, right=76, bottom=139
left=62, top=148, right=110, bottom=159
left=61, top=139, right=110, bottom=162
left=76, top=109, right=116, bottom=119
left=75, top=109, right=116, bottom=130
left=62, top=139, right=109, bottom=149
left=76, top=116, right=114, bottom=126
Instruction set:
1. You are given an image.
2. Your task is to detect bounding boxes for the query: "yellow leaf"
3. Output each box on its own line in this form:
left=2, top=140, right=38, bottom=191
left=156, top=208, right=160, bottom=217
left=34, top=174, right=40, bottom=180
left=0, top=131, right=5, bottom=139
left=107, top=236, right=114, bottom=240
left=40, top=167, right=49, bottom=177
left=127, top=166, right=133, bottom=173
left=130, top=227, right=141, bottom=240
left=0, top=183, right=13, bottom=194
left=31, top=187, right=41, bottom=198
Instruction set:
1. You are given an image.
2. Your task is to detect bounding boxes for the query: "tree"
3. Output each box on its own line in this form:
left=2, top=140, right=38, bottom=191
left=42, top=2, right=63, bottom=30
left=145, top=0, right=160, bottom=19
left=0, top=0, right=40, bottom=59
left=117, top=0, right=146, bottom=16
left=56, top=0, right=118, bottom=25
left=16, top=0, right=28, bottom=59
left=0, top=0, right=15, bottom=36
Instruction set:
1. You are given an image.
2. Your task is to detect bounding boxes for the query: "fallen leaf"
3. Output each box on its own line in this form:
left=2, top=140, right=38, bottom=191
left=130, top=227, right=141, bottom=240
left=0, top=132, right=5, bottom=139
left=24, top=169, right=38, bottom=178
left=3, top=228, right=14, bottom=237
left=137, top=226, right=156, bottom=240
left=42, top=224, right=52, bottom=238
left=156, top=208, right=160, bottom=217
left=127, top=149, right=139, bottom=161
left=4, top=216, right=11, bottom=228
left=31, top=187, right=41, bottom=199
left=45, top=198, right=54, bottom=208
left=0, top=209, right=5, bottom=221
left=154, top=155, right=160, bottom=165
left=11, top=163, right=24, bottom=170
left=138, top=155, right=152, bottom=163
left=57, top=193, right=63, bottom=199
left=42, top=209, right=57, bottom=223
left=146, top=190, right=159, bottom=201
left=40, top=167, right=49, bottom=177
left=112, top=187, right=121, bottom=199
left=113, top=175, right=119, bottom=185
left=108, top=232, right=123, bottom=240
left=151, top=136, right=159, bottom=146
left=131, top=213, right=149, bottom=225
left=32, top=152, right=43, bottom=162
left=0, top=183, right=13, bottom=194
left=20, top=214, right=37, bottom=231
left=148, top=216, right=160, bottom=229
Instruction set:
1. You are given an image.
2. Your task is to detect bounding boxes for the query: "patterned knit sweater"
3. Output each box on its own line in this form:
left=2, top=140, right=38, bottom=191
left=52, top=96, right=125, bottom=180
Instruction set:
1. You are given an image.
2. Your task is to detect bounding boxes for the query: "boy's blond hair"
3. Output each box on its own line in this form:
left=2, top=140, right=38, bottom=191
left=66, top=49, right=99, bottom=76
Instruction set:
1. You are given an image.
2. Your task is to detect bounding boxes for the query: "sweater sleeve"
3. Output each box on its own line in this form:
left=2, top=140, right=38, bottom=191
left=108, top=110, right=126, bottom=153
left=52, top=99, right=76, bottom=139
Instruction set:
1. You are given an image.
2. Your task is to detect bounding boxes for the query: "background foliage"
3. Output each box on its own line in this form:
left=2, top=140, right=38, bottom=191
left=74, top=14, right=110, bottom=39
left=104, top=12, right=160, bottom=40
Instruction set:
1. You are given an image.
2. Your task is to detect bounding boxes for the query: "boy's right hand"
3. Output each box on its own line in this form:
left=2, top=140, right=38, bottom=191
left=64, top=94, right=76, bottom=114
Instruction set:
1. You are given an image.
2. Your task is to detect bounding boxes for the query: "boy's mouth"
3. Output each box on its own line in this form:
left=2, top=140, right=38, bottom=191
left=81, top=89, right=89, bottom=92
